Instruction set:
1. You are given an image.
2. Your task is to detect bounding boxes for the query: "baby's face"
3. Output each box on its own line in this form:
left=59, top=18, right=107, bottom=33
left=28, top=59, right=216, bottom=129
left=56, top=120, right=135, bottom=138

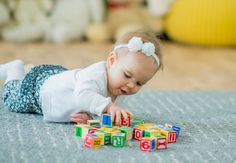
left=106, top=50, right=158, bottom=98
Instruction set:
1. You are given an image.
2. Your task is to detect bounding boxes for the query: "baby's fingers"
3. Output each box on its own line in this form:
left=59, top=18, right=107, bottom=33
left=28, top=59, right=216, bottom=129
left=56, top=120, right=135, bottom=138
left=115, top=110, right=121, bottom=125
left=126, top=110, right=133, bottom=117
left=70, top=117, right=86, bottom=124
left=109, top=110, right=115, bottom=123
left=121, top=110, right=128, bottom=120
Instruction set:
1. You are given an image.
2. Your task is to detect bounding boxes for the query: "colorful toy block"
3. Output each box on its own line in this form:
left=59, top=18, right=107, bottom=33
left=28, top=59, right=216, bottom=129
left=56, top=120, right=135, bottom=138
left=100, top=126, right=118, bottom=134
left=112, top=132, right=126, bottom=147
left=131, top=117, right=145, bottom=126
left=118, top=126, right=133, bottom=141
left=95, top=130, right=111, bottom=145
left=118, top=113, right=131, bottom=127
left=153, top=135, right=167, bottom=150
left=133, top=127, right=145, bottom=140
left=145, top=129, right=161, bottom=137
left=161, top=129, right=177, bottom=143
left=75, top=124, right=97, bottom=138
left=137, top=123, right=157, bottom=130
left=172, top=126, right=181, bottom=137
left=101, top=114, right=112, bottom=126
left=87, top=119, right=100, bottom=126
left=140, top=137, right=156, bottom=152
left=165, top=123, right=181, bottom=138
left=74, top=115, right=180, bottom=152
left=84, top=134, right=102, bottom=148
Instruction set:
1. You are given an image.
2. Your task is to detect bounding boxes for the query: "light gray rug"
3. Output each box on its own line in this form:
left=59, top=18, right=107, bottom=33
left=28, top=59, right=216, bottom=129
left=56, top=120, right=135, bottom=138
left=0, top=87, right=236, bottom=163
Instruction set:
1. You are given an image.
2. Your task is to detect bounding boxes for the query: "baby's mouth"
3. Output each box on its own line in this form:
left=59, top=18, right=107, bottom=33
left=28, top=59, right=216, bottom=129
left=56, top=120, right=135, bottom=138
left=120, top=89, right=128, bottom=95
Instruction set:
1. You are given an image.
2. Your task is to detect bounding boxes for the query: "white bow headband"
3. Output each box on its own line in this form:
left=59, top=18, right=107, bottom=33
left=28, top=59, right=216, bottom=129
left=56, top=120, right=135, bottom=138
left=113, top=37, right=160, bottom=67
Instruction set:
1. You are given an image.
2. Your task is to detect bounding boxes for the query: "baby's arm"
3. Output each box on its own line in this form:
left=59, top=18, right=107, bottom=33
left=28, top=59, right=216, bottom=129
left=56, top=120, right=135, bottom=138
left=70, top=103, right=132, bottom=125
left=70, top=112, right=93, bottom=124
left=102, top=103, right=133, bottom=126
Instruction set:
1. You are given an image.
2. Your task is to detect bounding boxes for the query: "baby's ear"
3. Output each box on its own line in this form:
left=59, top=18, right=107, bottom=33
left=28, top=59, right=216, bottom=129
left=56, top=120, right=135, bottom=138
left=106, top=51, right=117, bottom=68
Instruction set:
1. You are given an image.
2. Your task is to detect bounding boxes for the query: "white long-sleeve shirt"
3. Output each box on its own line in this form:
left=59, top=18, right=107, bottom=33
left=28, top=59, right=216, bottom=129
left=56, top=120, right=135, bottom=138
left=39, top=61, right=124, bottom=122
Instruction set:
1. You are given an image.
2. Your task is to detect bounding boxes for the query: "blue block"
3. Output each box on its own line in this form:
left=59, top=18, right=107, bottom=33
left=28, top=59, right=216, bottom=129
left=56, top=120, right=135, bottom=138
left=102, top=114, right=112, bottom=126
left=172, top=126, right=181, bottom=137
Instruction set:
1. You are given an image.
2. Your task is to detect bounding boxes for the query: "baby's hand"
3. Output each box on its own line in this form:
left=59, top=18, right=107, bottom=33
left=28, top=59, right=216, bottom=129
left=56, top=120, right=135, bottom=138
left=70, top=112, right=93, bottom=124
left=103, top=103, right=132, bottom=125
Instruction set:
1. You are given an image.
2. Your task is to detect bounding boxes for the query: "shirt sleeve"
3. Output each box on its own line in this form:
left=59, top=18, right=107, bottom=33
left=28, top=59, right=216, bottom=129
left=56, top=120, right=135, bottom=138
left=73, top=77, right=111, bottom=116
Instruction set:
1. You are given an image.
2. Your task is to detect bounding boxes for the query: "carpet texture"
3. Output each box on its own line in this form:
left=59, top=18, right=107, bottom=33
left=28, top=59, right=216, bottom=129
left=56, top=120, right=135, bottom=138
left=0, top=88, right=236, bottom=163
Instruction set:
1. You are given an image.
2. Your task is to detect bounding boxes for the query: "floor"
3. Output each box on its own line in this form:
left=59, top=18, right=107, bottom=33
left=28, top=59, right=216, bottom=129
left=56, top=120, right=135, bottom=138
left=0, top=41, right=236, bottom=90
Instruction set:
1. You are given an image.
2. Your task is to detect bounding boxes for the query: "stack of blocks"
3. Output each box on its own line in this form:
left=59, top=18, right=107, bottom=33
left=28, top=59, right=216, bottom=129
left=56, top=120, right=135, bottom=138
left=74, top=113, right=181, bottom=152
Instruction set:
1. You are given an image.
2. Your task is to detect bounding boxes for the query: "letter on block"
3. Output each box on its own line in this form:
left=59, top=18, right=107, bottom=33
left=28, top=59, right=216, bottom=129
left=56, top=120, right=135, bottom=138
left=165, top=123, right=181, bottom=138
left=154, top=135, right=167, bottom=150
left=101, top=114, right=112, bottom=126
left=119, top=113, right=131, bottom=127
left=112, top=133, right=125, bottom=147
left=140, top=137, right=156, bottom=152
left=95, top=130, right=111, bottom=145
left=161, top=129, right=177, bottom=143
left=133, top=127, right=145, bottom=140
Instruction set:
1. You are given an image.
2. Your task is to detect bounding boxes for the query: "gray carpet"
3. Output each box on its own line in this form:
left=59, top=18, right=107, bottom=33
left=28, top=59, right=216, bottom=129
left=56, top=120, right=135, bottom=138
left=0, top=87, right=236, bottom=163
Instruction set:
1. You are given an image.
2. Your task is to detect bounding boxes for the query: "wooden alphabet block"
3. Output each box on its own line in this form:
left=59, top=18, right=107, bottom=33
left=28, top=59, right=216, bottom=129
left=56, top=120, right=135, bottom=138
left=75, top=124, right=95, bottom=138
left=133, top=127, right=145, bottom=140
left=161, top=129, right=177, bottom=143
left=153, top=135, right=167, bottom=150
left=101, top=114, right=112, bottom=126
left=118, top=126, right=133, bottom=141
left=145, top=129, right=161, bottom=137
left=87, top=119, right=100, bottom=126
left=140, top=137, right=156, bottom=152
left=95, top=130, right=111, bottom=145
left=84, top=134, right=102, bottom=148
left=131, top=117, right=145, bottom=126
left=118, top=113, right=131, bottom=127
left=165, top=123, right=181, bottom=138
left=111, top=132, right=126, bottom=147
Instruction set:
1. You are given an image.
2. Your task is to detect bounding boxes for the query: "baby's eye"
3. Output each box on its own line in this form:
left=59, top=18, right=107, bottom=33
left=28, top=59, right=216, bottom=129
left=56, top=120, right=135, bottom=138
left=124, top=72, right=131, bottom=78
left=137, top=82, right=143, bottom=86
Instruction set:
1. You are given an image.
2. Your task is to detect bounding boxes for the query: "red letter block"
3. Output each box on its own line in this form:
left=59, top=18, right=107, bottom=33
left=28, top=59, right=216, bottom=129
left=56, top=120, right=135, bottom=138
left=154, top=135, right=167, bottom=150
left=140, top=137, right=156, bottom=152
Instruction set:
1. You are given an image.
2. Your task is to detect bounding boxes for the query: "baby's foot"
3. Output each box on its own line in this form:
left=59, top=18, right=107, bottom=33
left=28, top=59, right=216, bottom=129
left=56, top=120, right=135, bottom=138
left=70, top=112, right=93, bottom=124
left=24, top=64, right=34, bottom=74
left=0, top=60, right=24, bottom=80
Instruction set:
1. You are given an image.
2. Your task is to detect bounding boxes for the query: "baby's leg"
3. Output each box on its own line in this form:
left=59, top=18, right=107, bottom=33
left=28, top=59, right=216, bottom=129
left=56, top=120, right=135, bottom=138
left=3, top=80, right=34, bottom=113
left=0, top=60, right=25, bottom=84
left=1, top=60, right=34, bottom=113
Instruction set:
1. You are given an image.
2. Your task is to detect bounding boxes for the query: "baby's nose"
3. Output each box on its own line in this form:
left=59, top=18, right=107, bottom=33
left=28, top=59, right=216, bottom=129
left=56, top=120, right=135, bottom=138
left=127, top=81, right=135, bottom=88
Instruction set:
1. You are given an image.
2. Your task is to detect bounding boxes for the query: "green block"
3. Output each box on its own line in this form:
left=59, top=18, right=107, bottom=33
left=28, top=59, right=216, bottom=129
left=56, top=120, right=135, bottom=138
left=75, top=125, right=92, bottom=138
left=75, top=126, right=82, bottom=137
left=112, top=132, right=125, bottom=147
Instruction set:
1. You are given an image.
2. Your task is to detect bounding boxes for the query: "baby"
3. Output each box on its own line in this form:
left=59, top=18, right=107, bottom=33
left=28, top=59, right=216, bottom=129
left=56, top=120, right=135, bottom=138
left=0, top=30, right=162, bottom=125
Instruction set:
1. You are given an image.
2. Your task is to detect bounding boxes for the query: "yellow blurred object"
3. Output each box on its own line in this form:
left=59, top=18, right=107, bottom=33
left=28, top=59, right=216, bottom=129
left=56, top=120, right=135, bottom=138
left=85, top=23, right=111, bottom=42
left=164, top=0, right=236, bottom=46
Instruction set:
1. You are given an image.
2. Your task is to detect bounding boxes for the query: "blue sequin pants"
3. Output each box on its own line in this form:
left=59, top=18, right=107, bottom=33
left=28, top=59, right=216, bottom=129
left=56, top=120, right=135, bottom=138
left=3, top=65, right=67, bottom=114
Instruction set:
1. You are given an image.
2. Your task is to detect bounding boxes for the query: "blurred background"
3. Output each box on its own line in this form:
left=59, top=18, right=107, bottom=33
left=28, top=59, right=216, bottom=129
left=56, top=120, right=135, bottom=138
left=0, top=0, right=235, bottom=90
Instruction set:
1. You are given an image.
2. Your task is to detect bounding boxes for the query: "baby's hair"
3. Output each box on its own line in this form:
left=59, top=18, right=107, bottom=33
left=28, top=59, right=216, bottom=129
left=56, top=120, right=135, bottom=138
left=114, top=29, right=163, bottom=71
